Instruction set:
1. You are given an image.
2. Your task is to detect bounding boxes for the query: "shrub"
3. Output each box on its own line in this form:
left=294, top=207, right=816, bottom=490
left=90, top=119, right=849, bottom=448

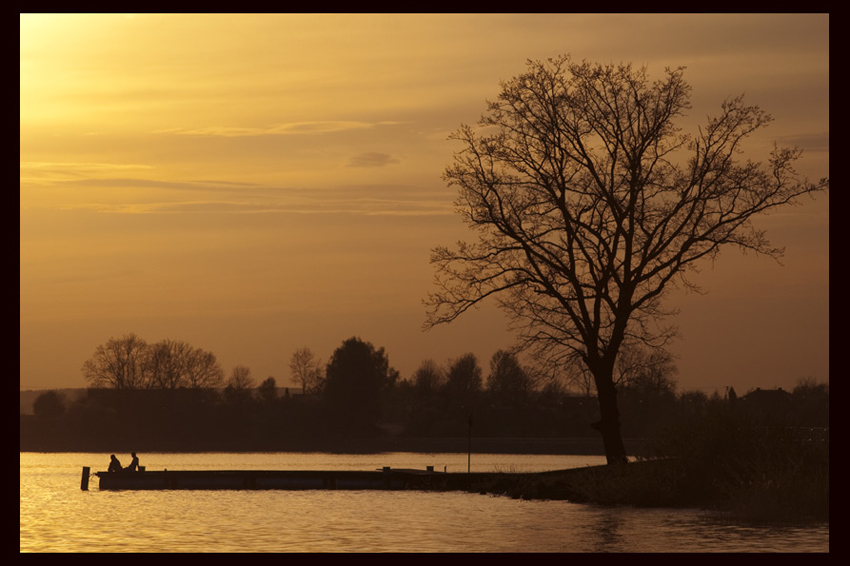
left=644, top=405, right=829, bottom=523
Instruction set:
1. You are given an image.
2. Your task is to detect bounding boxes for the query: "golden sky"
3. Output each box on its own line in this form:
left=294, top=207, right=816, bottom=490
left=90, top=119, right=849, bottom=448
left=20, top=14, right=829, bottom=392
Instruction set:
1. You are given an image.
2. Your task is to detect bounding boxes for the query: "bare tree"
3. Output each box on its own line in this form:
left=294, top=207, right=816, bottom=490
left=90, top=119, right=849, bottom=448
left=82, top=334, right=224, bottom=391
left=425, top=55, right=828, bottom=464
left=615, top=343, right=677, bottom=396
left=81, top=333, right=149, bottom=390
left=144, top=339, right=193, bottom=389
left=183, top=348, right=225, bottom=389
left=443, top=353, right=483, bottom=410
left=227, top=365, right=254, bottom=389
left=224, top=364, right=254, bottom=404
left=487, top=349, right=533, bottom=405
left=411, top=359, right=445, bottom=397
left=289, top=347, right=324, bottom=394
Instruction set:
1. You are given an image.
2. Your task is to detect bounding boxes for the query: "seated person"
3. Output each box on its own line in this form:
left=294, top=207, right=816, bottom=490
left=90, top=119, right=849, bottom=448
left=125, top=452, right=140, bottom=472
left=108, top=454, right=122, bottom=473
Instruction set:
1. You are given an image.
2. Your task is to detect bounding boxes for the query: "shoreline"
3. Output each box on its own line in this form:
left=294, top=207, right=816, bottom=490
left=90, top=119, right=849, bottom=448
left=20, top=436, right=646, bottom=455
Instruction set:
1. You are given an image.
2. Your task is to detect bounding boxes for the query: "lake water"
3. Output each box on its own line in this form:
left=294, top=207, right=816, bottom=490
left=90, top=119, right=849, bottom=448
left=20, top=452, right=828, bottom=552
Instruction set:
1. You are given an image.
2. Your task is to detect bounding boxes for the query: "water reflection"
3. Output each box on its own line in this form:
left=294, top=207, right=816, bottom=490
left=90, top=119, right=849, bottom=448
left=21, top=452, right=828, bottom=552
left=589, top=507, right=624, bottom=552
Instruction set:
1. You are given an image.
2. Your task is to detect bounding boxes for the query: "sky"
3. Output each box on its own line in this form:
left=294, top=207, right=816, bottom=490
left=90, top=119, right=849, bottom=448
left=20, top=14, right=829, bottom=394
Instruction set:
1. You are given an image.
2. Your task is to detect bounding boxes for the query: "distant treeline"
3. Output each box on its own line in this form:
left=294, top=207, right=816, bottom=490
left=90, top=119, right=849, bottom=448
left=20, top=352, right=828, bottom=453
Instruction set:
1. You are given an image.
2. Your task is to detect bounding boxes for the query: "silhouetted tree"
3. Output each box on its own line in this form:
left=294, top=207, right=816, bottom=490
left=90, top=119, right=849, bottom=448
left=790, top=377, right=828, bottom=428
left=144, top=339, right=193, bottom=389
left=443, top=353, right=483, bottom=412
left=677, top=390, right=710, bottom=418
left=411, top=359, right=445, bottom=398
left=425, top=55, right=828, bottom=464
left=33, top=390, right=66, bottom=418
left=81, top=334, right=224, bottom=391
left=615, top=344, right=677, bottom=396
left=81, top=333, right=149, bottom=390
left=289, top=347, right=325, bottom=394
left=487, top=350, right=533, bottom=406
left=224, top=365, right=254, bottom=404
left=323, top=337, right=399, bottom=434
left=258, top=376, right=278, bottom=404
left=183, top=348, right=225, bottom=389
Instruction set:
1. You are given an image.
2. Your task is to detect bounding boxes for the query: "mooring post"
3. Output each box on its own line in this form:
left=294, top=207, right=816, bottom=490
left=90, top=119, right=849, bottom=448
left=80, top=466, right=90, bottom=491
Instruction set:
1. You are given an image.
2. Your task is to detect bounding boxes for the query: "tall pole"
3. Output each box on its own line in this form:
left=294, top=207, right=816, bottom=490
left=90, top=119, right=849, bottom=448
left=467, top=414, right=472, bottom=473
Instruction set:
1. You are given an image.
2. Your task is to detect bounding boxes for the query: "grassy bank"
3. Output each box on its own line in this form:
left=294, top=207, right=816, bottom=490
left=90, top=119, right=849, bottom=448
left=471, top=411, right=829, bottom=525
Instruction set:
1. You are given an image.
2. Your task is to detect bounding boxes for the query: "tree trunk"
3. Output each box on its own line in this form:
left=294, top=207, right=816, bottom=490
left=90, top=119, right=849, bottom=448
left=591, top=368, right=629, bottom=466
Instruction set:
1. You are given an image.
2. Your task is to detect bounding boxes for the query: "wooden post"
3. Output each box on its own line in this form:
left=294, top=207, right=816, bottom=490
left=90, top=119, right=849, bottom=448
left=80, top=467, right=90, bottom=491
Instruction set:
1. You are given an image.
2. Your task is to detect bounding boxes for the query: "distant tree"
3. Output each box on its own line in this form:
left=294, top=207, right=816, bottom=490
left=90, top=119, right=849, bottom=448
left=289, top=347, right=325, bottom=394
left=81, top=333, right=149, bottom=390
left=487, top=350, right=533, bottom=406
left=144, top=339, right=193, bottom=389
left=615, top=344, right=678, bottom=397
left=33, top=390, right=66, bottom=418
left=790, top=377, right=829, bottom=427
left=677, top=390, right=710, bottom=418
left=792, top=376, right=829, bottom=400
left=224, top=365, right=254, bottom=404
left=323, top=337, right=399, bottom=432
left=443, top=353, right=483, bottom=411
left=411, top=359, right=445, bottom=398
left=258, top=376, right=278, bottom=404
left=81, top=334, right=224, bottom=391
left=227, top=365, right=254, bottom=388
left=425, top=55, right=828, bottom=464
left=538, top=378, right=568, bottom=407
left=183, top=347, right=225, bottom=389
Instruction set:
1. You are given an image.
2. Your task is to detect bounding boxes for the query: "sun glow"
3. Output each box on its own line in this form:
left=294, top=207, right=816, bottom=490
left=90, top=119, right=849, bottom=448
left=20, top=14, right=828, bottom=394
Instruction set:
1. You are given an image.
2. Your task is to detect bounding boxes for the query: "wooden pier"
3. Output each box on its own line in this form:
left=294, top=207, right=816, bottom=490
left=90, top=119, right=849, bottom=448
left=85, top=466, right=588, bottom=492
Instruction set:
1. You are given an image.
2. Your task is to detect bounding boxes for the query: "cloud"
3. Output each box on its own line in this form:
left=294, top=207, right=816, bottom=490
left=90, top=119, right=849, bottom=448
left=106, top=199, right=455, bottom=216
left=347, top=152, right=401, bottom=168
left=158, top=121, right=403, bottom=137
left=19, top=162, right=159, bottom=189
left=57, top=178, right=259, bottom=191
left=44, top=179, right=456, bottom=217
left=776, top=132, right=830, bottom=153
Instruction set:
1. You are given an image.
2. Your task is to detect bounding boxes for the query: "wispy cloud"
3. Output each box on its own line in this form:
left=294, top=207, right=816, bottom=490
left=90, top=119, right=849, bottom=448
left=56, top=178, right=259, bottom=191
left=347, top=152, right=401, bottom=168
left=157, top=121, right=403, bottom=137
left=82, top=199, right=455, bottom=216
left=20, top=161, right=156, bottom=187
left=776, top=132, right=830, bottom=153
left=47, top=178, right=456, bottom=216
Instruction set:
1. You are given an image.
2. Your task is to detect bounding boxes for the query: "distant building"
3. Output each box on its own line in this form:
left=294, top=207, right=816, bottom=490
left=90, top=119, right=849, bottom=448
left=740, top=387, right=792, bottom=419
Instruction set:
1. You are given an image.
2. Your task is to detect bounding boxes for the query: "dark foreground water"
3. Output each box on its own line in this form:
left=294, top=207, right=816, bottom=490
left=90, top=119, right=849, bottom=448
left=20, top=452, right=828, bottom=552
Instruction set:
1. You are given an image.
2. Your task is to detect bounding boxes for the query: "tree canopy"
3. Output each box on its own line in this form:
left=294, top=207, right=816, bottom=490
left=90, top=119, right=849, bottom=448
left=81, top=334, right=224, bottom=390
left=323, top=337, right=399, bottom=433
left=425, top=55, right=828, bottom=464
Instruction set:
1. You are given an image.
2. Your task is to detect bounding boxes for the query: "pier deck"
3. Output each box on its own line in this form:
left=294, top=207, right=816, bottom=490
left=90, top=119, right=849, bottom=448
left=86, top=466, right=591, bottom=492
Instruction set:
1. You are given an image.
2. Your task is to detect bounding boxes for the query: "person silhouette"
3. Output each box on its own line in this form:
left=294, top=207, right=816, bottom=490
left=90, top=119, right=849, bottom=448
left=108, top=454, right=122, bottom=473
left=125, top=452, right=140, bottom=472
